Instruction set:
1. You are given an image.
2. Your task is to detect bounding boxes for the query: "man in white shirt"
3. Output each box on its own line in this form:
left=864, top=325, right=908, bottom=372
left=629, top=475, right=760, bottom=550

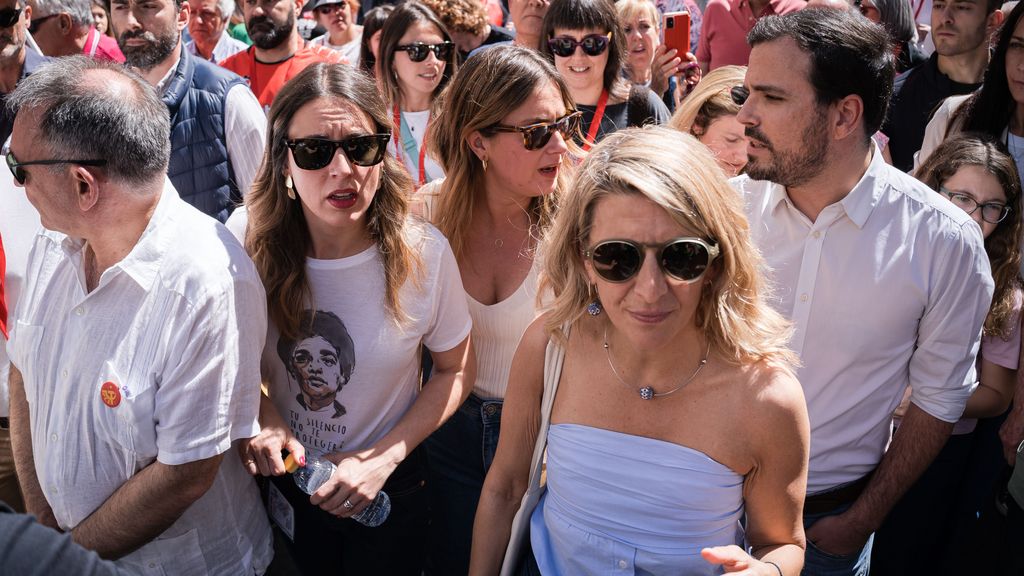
left=6, top=56, right=272, bottom=573
left=111, top=0, right=265, bottom=222
left=732, top=9, right=993, bottom=575
left=186, top=0, right=247, bottom=62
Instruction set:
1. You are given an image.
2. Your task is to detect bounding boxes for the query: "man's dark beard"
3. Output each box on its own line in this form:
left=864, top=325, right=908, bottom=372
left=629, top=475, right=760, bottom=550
left=247, top=11, right=294, bottom=50
left=117, top=26, right=179, bottom=71
left=743, top=108, right=830, bottom=188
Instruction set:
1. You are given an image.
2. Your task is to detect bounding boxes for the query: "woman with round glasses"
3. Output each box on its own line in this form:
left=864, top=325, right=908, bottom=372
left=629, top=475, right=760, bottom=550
left=309, top=0, right=363, bottom=64
left=873, top=134, right=1022, bottom=574
left=417, top=45, right=580, bottom=576
left=471, top=126, right=809, bottom=575
left=237, top=63, right=474, bottom=575
left=377, top=2, right=456, bottom=188
left=540, top=0, right=670, bottom=149
left=669, top=65, right=748, bottom=177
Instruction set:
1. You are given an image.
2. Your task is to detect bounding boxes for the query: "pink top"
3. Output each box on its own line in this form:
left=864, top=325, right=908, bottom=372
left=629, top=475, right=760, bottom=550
left=83, top=27, right=125, bottom=63
left=952, top=289, right=1022, bottom=435
left=696, top=0, right=805, bottom=71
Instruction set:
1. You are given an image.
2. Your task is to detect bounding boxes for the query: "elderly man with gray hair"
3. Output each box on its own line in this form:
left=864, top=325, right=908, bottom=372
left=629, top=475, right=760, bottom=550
left=27, top=0, right=123, bottom=60
left=6, top=55, right=273, bottom=573
left=186, top=0, right=246, bottom=62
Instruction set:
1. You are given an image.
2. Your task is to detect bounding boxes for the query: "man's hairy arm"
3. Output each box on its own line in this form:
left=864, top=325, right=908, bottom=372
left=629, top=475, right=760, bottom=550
left=71, top=454, right=223, bottom=559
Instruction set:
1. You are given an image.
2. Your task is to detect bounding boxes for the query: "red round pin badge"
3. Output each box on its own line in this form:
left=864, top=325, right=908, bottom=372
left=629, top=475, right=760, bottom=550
left=100, top=381, right=121, bottom=408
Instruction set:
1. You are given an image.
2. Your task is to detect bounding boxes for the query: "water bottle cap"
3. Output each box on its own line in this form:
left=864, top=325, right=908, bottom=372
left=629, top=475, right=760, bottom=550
left=283, top=453, right=300, bottom=473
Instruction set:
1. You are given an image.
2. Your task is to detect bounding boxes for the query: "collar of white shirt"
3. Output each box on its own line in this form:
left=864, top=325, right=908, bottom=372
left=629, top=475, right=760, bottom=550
left=766, top=143, right=888, bottom=229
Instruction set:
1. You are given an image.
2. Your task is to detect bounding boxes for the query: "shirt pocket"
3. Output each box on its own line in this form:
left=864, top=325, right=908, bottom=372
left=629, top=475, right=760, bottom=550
left=9, top=321, right=44, bottom=395
left=123, top=528, right=208, bottom=576
left=95, top=361, right=159, bottom=472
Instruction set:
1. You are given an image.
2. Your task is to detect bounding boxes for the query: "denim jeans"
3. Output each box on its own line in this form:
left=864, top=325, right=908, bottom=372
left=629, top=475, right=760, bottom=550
left=802, top=501, right=873, bottom=576
left=424, top=394, right=504, bottom=576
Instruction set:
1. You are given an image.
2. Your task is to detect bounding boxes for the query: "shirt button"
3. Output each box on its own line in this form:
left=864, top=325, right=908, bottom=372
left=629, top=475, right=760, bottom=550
left=74, top=306, right=84, bottom=316
left=50, top=433, right=58, bottom=441
left=618, top=560, right=627, bottom=569
left=812, top=231, right=821, bottom=239
left=61, top=369, right=68, bottom=378
left=800, top=293, right=809, bottom=302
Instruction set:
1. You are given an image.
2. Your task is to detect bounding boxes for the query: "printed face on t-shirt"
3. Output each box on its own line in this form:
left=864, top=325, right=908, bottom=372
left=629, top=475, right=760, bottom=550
left=291, top=334, right=348, bottom=411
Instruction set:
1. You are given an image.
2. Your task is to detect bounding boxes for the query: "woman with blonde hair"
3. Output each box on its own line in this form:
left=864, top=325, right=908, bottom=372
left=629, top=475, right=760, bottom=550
left=669, top=65, right=748, bottom=176
left=471, top=126, right=810, bottom=575
left=235, top=63, right=474, bottom=575
left=616, top=0, right=684, bottom=112
left=420, top=44, right=579, bottom=576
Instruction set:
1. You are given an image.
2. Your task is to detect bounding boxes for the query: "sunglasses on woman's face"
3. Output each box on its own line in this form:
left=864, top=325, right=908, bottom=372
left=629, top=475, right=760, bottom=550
left=395, top=41, right=454, bottom=62
left=0, top=7, right=22, bottom=28
left=486, top=111, right=582, bottom=151
left=547, top=33, right=612, bottom=58
left=285, top=134, right=391, bottom=170
left=585, top=237, right=720, bottom=284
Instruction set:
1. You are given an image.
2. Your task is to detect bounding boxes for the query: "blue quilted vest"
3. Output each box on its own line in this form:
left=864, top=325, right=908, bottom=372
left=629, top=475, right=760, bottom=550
left=163, top=47, right=247, bottom=223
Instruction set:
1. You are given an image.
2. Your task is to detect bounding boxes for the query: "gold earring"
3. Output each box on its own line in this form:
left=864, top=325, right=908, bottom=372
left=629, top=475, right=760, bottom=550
left=285, top=175, right=296, bottom=200
left=482, top=157, right=488, bottom=171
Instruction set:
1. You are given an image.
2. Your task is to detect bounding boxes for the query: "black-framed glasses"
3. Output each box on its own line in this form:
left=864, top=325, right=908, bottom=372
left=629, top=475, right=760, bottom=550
left=395, top=41, right=454, bottom=63
left=6, top=151, right=107, bottom=185
left=314, top=1, right=347, bottom=15
left=585, top=237, right=720, bottom=284
left=547, top=32, right=612, bottom=58
left=285, top=134, right=391, bottom=170
left=0, top=7, right=22, bottom=28
left=939, top=186, right=1012, bottom=224
left=485, top=111, right=582, bottom=151
left=28, top=13, right=56, bottom=34
left=730, top=85, right=749, bottom=106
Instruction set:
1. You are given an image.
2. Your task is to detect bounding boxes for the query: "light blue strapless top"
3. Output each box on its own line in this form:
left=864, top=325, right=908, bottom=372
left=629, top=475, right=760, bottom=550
left=530, top=424, right=745, bottom=575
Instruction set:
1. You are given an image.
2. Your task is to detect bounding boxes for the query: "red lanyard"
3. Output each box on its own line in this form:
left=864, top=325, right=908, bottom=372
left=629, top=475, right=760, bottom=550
left=393, top=105, right=430, bottom=186
left=582, top=89, right=609, bottom=151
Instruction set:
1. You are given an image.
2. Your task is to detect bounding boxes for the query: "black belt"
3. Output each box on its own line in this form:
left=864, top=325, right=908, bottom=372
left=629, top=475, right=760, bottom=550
left=804, top=472, right=874, bottom=516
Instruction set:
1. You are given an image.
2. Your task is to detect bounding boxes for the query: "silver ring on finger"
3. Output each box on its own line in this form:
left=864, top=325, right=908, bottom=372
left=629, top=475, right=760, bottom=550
left=343, top=499, right=354, bottom=510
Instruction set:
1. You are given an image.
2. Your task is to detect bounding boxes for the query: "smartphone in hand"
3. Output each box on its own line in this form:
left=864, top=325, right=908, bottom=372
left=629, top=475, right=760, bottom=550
left=662, top=11, right=691, bottom=58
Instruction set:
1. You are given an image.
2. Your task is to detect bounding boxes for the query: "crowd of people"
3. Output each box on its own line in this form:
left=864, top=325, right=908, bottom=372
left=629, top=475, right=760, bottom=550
left=0, top=0, right=1022, bottom=575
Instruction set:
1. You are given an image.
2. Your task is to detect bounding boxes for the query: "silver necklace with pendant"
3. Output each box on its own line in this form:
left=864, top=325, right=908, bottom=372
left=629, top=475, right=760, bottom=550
left=603, top=326, right=710, bottom=400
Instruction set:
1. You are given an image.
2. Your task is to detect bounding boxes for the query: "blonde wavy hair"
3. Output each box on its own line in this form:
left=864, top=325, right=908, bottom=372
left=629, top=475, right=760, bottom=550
left=428, top=45, right=580, bottom=258
left=669, top=65, right=746, bottom=137
left=246, top=63, right=420, bottom=339
left=542, top=126, right=797, bottom=366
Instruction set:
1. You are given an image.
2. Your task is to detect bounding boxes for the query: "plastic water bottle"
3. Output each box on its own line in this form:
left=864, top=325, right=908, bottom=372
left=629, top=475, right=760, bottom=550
left=283, top=453, right=391, bottom=527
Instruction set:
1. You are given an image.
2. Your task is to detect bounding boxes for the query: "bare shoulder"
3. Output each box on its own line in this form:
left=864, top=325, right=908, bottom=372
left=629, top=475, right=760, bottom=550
left=736, top=360, right=808, bottom=430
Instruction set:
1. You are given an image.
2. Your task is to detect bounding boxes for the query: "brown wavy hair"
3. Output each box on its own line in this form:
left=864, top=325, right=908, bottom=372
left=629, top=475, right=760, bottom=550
left=377, top=2, right=457, bottom=110
left=914, top=134, right=1023, bottom=339
left=542, top=126, right=796, bottom=366
left=246, top=63, right=419, bottom=339
left=427, top=45, right=580, bottom=258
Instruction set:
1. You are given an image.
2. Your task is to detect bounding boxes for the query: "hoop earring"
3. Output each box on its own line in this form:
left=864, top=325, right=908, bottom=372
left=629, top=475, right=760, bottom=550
left=285, top=175, right=296, bottom=200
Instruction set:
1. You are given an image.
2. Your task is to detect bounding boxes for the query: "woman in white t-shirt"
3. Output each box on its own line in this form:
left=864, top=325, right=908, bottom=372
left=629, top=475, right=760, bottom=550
left=377, top=3, right=456, bottom=188
left=308, top=0, right=363, bottom=64
left=417, top=45, right=579, bottom=576
left=238, top=63, right=473, bottom=575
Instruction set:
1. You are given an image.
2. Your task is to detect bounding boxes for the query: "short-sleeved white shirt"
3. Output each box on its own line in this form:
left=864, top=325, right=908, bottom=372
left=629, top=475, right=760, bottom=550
left=8, top=183, right=273, bottom=574
left=733, top=147, right=993, bottom=494
left=259, top=220, right=472, bottom=456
